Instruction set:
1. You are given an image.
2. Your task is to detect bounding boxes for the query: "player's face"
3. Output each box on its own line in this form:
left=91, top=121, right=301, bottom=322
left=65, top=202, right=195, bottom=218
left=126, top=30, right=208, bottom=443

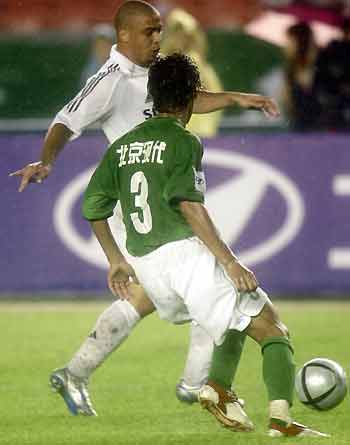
left=126, top=13, right=162, bottom=67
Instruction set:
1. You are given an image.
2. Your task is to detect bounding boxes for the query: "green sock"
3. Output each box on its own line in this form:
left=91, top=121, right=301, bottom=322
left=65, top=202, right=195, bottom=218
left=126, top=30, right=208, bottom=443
left=261, top=336, right=295, bottom=406
left=208, top=329, right=246, bottom=390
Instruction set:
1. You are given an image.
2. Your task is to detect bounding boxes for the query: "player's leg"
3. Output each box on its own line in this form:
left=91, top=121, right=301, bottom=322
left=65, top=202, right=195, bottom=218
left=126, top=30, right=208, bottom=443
left=66, top=285, right=154, bottom=379
left=50, top=284, right=155, bottom=416
left=176, top=322, right=246, bottom=404
left=245, top=301, right=328, bottom=437
left=176, top=321, right=213, bottom=403
left=201, top=299, right=328, bottom=437
left=197, top=290, right=273, bottom=427
left=162, top=238, right=252, bottom=430
left=200, top=296, right=294, bottom=431
left=207, top=329, right=246, bottom=390
left=245, top=301, right=294, bottom=428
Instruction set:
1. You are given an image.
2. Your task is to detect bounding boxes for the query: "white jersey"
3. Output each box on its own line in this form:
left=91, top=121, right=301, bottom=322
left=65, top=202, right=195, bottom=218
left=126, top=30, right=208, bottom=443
left=52, top=46, right=154, bottom=234
left=52, top=45, right=154, bottom=144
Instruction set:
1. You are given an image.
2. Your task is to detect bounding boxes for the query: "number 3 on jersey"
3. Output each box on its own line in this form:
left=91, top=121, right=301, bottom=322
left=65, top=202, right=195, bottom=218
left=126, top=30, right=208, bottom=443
left=130, top=171, right=153, bottom=234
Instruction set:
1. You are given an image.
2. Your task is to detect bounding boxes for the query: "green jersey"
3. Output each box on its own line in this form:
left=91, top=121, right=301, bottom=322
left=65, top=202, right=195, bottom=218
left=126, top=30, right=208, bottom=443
left=83, top=116, right=205, bottom=256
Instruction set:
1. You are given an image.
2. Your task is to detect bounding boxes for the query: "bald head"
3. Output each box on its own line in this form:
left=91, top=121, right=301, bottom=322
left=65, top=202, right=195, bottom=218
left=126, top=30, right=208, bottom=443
left=114, top=1, right=159, bottom=32
left=113, top=0, right=162, bottom=67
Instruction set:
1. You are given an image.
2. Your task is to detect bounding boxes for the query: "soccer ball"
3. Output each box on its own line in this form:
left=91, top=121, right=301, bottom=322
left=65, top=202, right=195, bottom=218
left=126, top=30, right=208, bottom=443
left=295, top=358, right=347, bottom=410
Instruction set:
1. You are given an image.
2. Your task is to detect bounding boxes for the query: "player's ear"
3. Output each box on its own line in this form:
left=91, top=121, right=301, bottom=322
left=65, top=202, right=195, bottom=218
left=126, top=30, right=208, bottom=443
left=185, top=99, right=194, bottom=125
left=119, top=29, right=130, bottom=44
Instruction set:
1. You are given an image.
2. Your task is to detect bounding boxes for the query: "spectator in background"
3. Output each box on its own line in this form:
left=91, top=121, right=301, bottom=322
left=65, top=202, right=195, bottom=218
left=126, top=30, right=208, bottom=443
left=313, top=17, right=350, bottom=130
left=161, top=8, right=223, bottom=137
left=80, top=24, right=115, bottom=86
left=283, top=22, right=319, bottom=131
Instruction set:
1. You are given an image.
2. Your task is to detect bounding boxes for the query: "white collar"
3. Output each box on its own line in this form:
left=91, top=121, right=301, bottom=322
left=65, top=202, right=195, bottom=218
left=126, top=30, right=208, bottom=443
left=109, top=45, right=149, bottom=75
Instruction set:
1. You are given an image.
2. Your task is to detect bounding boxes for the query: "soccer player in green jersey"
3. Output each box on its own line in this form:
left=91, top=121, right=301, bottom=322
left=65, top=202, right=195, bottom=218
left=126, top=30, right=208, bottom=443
left=81, top=53, right=328, bottom=437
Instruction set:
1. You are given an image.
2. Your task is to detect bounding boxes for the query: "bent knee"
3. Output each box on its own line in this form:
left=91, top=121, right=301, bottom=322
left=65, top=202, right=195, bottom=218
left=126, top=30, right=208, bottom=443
left=246, top=302, right=290, bottom=344
left=279, top=321, right=290, bottom=338
left=249, top=324, right=287, bottom=344
left=127, top=283, right=155, bottom=317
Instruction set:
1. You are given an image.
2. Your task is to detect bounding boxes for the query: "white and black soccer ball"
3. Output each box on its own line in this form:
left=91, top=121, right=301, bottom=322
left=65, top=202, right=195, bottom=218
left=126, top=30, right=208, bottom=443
left=295, top=358, right=347, bottom=410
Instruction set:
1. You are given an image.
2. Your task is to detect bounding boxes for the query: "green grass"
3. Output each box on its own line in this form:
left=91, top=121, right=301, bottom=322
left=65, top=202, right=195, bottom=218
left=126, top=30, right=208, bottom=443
left=1, top=301, right=349, bottom=445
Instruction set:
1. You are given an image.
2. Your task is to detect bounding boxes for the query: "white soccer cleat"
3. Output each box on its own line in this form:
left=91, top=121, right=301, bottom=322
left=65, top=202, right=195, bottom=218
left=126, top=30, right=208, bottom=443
left=267, top=420, right=330, bottom=438
left=199, top=380, right=254, bottom=432
left=50, top=367, right=97, bottom=416
left=176, top=380, right=200, bottom=404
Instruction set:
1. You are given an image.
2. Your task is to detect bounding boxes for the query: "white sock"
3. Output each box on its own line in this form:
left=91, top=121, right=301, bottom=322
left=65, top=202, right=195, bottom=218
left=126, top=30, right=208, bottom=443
left=67, top=300, right=140, bottom=379
left=269, top=400, right=291, bottom=424
left=181, top=321, right=214, bottom=388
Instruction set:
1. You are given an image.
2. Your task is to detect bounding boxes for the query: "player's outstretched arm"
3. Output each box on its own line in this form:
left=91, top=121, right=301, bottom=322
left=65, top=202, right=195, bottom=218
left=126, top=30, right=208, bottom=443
left=9, top=123, right=73, bottom=192
left=193, top=90, right=280, bottom=118
left=179, top=200, right=258, bottom=293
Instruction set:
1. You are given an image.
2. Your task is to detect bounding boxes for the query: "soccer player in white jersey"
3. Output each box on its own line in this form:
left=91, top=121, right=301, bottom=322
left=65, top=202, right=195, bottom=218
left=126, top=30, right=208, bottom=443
left=10, top=1, right=280, bottom=410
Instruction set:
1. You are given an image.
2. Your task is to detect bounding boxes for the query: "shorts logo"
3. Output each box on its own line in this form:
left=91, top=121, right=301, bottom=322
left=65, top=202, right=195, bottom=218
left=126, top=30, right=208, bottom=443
left=53, top=149, right=304, bottom=269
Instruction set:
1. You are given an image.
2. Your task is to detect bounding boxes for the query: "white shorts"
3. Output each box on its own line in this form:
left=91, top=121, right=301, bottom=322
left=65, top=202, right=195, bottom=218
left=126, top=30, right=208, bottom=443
left=130, top=237, right=269, bottom=345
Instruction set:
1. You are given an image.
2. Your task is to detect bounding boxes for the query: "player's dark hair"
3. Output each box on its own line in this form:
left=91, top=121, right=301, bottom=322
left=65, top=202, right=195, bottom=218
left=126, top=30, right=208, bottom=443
left=148, top=53, right=201, bottom=113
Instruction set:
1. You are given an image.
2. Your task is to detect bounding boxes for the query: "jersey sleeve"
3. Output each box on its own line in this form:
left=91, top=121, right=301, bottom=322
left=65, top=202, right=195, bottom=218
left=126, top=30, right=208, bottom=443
left=51, top=66, right=122, bottom=140
left=163, top=134, right=205, bottom=205
left=82, top=146, right=119, bottom=221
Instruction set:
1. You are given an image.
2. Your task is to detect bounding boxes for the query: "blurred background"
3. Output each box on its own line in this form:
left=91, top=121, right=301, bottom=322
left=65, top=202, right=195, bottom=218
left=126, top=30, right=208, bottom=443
left=1, top=0, right=350, bottom=298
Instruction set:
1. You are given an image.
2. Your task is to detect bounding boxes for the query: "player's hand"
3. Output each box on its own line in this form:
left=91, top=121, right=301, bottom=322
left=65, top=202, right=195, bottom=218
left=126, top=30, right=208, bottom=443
left=9, top=161, right=52, bottom=192
left=108, top=261, right=139, bottom=299
left=224, top=260, right=258, bottom=292
left=260, top=96, right=280, bottom=118
left=243, top=94, right=280, bottom=118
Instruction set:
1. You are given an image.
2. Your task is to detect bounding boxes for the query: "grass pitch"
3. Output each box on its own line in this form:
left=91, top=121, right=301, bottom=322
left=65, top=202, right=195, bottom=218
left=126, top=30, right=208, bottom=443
left=1, top=300, right=349, bottom=445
